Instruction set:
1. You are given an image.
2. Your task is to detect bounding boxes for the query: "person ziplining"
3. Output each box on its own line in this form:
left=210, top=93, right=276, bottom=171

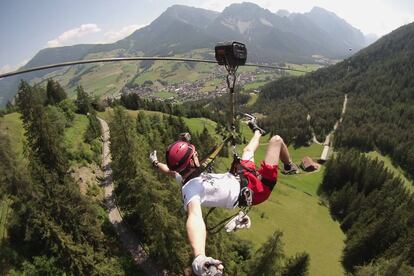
left=149, top=42, right=298, bottom=276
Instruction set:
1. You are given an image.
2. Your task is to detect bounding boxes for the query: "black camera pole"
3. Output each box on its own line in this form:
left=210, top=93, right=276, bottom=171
left=225, top=64, right=238, bottom=147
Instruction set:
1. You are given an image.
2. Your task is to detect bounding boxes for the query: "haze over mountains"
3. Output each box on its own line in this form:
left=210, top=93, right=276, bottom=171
left=1, top=2, right=371, bottom=106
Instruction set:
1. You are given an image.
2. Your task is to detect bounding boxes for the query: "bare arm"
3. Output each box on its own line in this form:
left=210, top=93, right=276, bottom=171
left=150, top=150, right=177, bottom=179
left=154, top=161, right=177, bottom=179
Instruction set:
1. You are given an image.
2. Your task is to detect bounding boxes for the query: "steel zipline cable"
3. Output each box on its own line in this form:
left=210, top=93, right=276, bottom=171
left=0, top=56, right=308, bottom=79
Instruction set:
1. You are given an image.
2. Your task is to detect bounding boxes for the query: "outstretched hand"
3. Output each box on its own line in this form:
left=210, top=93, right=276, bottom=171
left=192, top=255, right=224, bottom=276
left=179, top=132, right=191, bottom=142
left=149, top=150, right=158, bottom=164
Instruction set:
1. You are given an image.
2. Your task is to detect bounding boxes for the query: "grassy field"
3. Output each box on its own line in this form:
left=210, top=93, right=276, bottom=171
left=99, top=108, right=218, bottom=136
left=235, top=182, right=345, bottom=276
left=64, top=114, right=98, bottom=164
left=182, top=117, right=217, bottom=135
left=0, top=112, right=26, bottom=160
left=246, top=93, right=259, bottom=106
left=153, top=91, right=176, bottom=99
left=0, top=112, right=98, bottom=166
left=242, top=81, right=268, bottom=91
left=286, top=63, right=322, bottom=76
left=366, top=151, right=413, bottom=192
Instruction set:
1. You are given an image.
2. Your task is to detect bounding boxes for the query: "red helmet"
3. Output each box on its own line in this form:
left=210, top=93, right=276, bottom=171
left=166, top=141, right=195, bottom=172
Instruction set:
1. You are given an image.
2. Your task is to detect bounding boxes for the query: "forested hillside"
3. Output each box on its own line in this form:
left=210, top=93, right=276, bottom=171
left=0, top=81, right=137, bottom=274
left=254, top=22, right=414, bottom=180
left=319, top=150, right=414, bottom=273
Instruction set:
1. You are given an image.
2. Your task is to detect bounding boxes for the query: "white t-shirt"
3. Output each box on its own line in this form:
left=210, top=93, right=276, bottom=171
left=176, top=172, right=240, bottom=211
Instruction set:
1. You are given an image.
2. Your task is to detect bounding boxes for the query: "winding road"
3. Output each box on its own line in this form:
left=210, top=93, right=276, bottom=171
left=98, top=117, right=162, bottom=276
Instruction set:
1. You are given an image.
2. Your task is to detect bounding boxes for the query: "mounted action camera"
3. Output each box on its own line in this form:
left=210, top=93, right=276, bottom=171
left=215, top=41, right=247, bottom=67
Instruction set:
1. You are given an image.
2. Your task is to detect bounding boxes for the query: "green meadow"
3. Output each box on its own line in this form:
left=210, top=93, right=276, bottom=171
left=99, top=108, right=218, bottom=137
left=0, top=112, right=97, bottom=166
left=0, top=112, right=26, bottom=160
left=153, top=91, right=176, bottom=99
left=64, top=114, right=98, bottom=165
left=242, top=80, right=268, bottom=91
left=286, top=63, right=322, bottom=76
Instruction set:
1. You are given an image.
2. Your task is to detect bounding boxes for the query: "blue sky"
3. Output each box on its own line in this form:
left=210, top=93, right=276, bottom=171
left=1, top=0, right=413, bottom=73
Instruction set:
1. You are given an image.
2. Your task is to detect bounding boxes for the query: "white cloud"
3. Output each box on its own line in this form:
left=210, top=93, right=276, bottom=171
left=0, top=64, right=16, bottom=75
left=103, top=24, right=143, bottom=43
left=0, top=59, right=29, bottom=75
left=47, top=24, right=101, bottom=47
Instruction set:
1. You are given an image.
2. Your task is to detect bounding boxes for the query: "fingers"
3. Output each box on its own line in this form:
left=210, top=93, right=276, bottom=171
left=209, top=258, right=222, bottom=266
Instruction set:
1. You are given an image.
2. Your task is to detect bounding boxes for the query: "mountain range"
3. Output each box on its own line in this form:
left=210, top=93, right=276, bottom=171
left=0, top=2, right=370, bottom=106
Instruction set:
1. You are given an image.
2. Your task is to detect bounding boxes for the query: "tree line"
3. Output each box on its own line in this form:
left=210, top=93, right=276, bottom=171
left=319, top=150, right=414, bottom=274
left=0, top=80, right=136, bottom=274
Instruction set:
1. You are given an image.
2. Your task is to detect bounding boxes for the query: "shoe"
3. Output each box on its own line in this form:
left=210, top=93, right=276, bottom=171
left=282, top=162, right=299, bottom=175
left=245, top=113, right=266, bottom=135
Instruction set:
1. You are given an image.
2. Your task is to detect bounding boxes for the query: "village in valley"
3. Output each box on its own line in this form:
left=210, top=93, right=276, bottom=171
left=120, top=66, right=278, bottom=102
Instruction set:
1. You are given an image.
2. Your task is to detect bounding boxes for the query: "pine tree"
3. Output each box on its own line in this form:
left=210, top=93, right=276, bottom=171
left=198, top=127, right=217, bottom=157
left=13, top=83, right=124, bottom=274
left=46, top=79, right=67, bottom=105
left=354, top=257, right=414, bottom=276
left=109, top=107, right=140, bottom=188
left=136, top=111, right=150, bottom=135
left=282, top=252, right=310, bottom=276
left=109, top=107, right=192, bottom=273
left=75, top=85, right=92, bottom=115
left=15, top=80, right=46, bottom=124
left=84, top=112, right=101, bottom=143
left=248, top=231, right=285, bottom=275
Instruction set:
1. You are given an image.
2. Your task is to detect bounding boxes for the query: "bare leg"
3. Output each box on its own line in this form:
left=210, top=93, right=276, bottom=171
left=241, top=130, right=262, bottom=161
left=264, top=135, right=292, bottom=166
left=186, top=200, right=206, bottom=257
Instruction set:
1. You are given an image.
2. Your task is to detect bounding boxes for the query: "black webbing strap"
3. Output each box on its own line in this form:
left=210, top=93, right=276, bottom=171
left=182, top=135, right=233, bottom=184
left=205, top=206, right=251, bottom=235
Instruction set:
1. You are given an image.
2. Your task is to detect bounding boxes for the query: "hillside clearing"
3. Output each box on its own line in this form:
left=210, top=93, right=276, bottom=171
left=0, top=113, right=26, bottom=160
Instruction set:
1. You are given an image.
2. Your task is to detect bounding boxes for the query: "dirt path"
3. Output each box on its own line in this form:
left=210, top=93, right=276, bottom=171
left=323, top=94, right=348, bottom=146
left=98, top=117, right=162, bottom=276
